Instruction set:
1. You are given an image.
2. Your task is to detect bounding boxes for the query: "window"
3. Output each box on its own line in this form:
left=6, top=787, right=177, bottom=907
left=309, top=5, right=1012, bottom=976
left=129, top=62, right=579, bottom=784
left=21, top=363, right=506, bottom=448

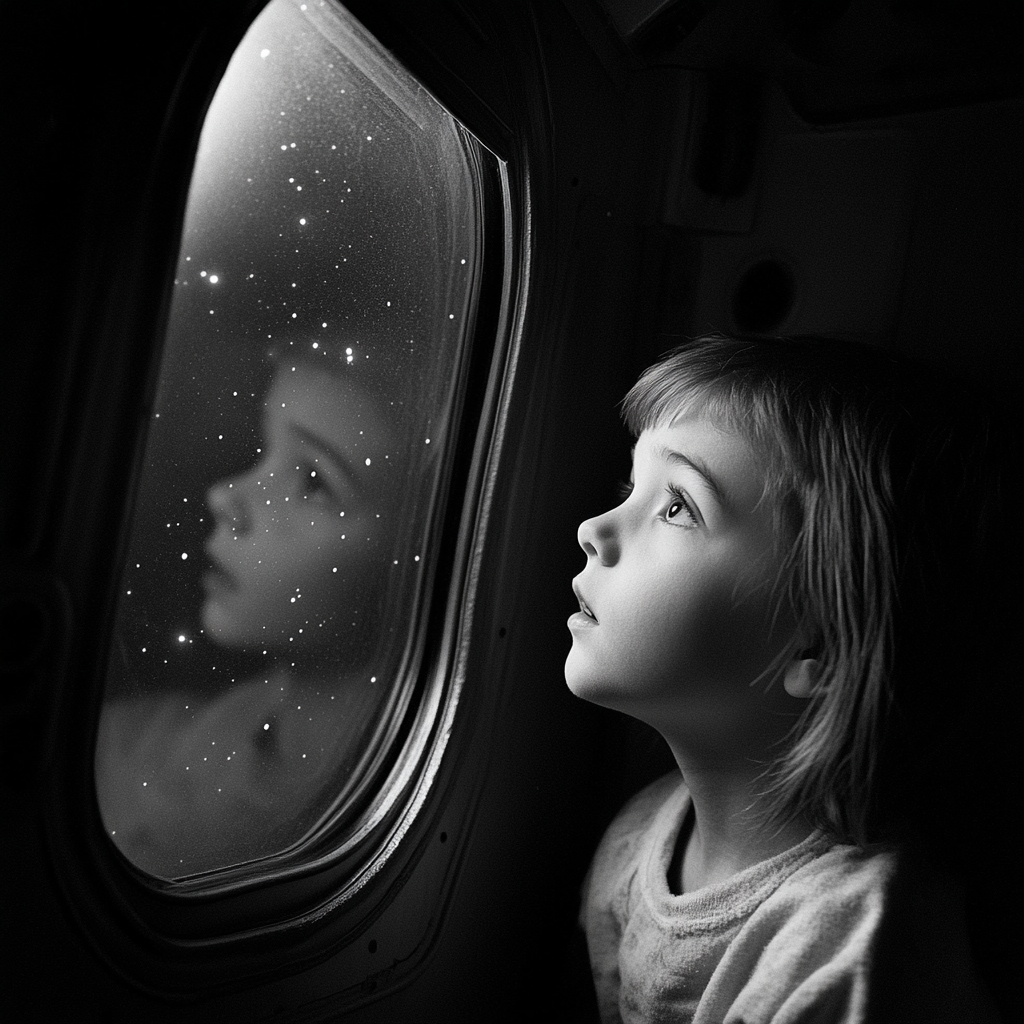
left=94, top=0, right=488, bottom=880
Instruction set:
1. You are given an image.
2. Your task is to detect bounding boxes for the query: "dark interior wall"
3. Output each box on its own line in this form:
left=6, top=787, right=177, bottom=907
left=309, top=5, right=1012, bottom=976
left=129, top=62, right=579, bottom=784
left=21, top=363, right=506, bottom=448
left=1, top=0, right=1019, bottom=1020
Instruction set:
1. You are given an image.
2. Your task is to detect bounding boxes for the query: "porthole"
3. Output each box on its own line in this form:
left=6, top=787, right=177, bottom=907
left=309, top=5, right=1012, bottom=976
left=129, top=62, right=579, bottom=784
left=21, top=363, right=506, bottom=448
left=93, top=0, right=497, bottom=896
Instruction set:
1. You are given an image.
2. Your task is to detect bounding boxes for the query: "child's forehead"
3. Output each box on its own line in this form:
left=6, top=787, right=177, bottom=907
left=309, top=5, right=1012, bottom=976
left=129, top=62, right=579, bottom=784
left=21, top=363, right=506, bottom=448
left=634, top=413, right=770, bottom=511
left=638, top=396, right=784, bottom=472
left=635, top=401, right=751, bottom=454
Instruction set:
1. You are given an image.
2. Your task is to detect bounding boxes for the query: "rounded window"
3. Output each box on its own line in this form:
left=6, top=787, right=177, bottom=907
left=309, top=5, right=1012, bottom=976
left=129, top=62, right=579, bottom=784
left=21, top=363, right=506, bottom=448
left=94, top=0, right=492, bottom=882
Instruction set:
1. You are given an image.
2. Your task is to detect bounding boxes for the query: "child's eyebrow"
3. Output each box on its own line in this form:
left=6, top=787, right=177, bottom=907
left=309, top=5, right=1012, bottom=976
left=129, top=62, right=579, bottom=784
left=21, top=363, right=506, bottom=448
left=652, top=444, right=728, bottom=508
left=292, top=423, right=359, bottom=488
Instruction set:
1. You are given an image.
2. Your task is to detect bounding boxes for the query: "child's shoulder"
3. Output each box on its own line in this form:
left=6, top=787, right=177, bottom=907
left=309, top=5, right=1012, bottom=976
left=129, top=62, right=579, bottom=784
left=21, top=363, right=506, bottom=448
left=752, top=839, right=980, bottom=962
left=725, top=843, right=999, bottom=1023
left=741, top=840, right=899, bottom=960
left=770, top=838, right=897, bottom=904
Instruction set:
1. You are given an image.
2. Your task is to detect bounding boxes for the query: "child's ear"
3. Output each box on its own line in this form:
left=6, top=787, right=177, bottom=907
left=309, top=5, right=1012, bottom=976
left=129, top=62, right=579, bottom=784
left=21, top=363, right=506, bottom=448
left=783, top=658, right=820, bottom=699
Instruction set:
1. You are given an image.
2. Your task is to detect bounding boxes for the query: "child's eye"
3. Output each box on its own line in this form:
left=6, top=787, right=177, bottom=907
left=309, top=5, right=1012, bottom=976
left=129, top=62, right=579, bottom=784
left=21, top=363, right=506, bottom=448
left=298, top=464, right=333, bottom=503
left=616, top=479, right=634, bottom=502
left=663, top=486, right=699, bottom=528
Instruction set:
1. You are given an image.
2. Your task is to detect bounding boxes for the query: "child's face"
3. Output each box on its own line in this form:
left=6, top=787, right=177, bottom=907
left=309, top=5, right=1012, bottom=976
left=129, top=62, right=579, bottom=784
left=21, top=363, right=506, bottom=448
left=202, top=362, right=394, bottom=655
left=566, top=411, right=797, bottom=743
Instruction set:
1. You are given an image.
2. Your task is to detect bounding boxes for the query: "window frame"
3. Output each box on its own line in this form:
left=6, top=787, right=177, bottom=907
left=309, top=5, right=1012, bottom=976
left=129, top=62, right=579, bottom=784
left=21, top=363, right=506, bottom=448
left=42, top=0, right=541, bottom=1000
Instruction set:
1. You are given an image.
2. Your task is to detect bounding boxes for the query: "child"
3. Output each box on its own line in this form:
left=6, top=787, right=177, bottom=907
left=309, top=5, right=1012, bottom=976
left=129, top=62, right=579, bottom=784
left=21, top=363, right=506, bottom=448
left=96, top=345, right=406, bottom=878
left=567, top=335, right=1011, bottom=1022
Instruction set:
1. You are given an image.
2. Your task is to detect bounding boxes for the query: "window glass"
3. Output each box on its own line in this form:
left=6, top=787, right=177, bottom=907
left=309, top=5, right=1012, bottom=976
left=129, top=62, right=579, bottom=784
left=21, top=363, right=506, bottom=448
left=94, top=0, right=485, bottom=879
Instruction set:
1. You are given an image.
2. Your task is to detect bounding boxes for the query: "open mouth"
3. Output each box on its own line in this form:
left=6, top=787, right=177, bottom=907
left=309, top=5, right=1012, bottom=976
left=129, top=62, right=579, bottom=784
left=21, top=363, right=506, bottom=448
left=203, top=550, right=238, bottom=594
left=573, top=584, right=598, bottom=623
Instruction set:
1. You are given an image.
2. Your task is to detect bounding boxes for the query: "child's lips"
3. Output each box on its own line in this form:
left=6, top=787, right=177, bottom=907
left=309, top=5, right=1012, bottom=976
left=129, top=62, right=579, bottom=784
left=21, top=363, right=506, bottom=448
left=203, top=547, right=238, bottom=594
left=572, top=583, right=598, bottom=624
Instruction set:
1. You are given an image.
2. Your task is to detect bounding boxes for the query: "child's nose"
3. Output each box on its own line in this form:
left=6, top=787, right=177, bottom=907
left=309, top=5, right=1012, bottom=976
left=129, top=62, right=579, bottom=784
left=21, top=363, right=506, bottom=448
left=207, top=478, right=251, bottom=533
left=577, top=511, right=619, bottom=566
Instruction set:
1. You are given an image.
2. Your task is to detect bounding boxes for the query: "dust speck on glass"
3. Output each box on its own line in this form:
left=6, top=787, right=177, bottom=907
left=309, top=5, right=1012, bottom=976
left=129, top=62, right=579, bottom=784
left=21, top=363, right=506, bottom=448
left=94, top=0, right=485, bottom=879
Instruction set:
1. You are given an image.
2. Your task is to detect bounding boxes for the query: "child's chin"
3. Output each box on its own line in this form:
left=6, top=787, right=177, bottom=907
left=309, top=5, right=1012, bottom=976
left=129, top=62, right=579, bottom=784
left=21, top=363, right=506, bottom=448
left=564, top=653, right=616, bottom=705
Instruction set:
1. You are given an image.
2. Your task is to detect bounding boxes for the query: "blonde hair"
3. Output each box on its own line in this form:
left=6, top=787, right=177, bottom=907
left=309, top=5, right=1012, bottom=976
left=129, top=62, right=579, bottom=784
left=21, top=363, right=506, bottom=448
left=622, top=335, right=1009, bottom=844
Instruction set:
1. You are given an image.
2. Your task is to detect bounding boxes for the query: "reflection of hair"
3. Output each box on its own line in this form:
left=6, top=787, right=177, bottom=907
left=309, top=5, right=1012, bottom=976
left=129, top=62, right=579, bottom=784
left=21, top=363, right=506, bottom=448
left=623, top=335, right=1013, bottom=846
left=263, top=335, right=426, bottom=440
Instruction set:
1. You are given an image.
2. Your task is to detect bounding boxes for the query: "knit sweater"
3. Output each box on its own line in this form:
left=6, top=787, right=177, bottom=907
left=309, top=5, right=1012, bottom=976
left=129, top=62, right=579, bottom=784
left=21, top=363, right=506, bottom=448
left=580, top=773, right=998, bottom=1023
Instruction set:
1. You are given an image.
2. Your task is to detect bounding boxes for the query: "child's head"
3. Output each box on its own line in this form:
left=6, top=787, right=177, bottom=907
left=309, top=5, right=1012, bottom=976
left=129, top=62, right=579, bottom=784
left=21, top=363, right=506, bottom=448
left=570, top=334, right=1010, bottom=844
left=202, top=351, right=397, bottom=662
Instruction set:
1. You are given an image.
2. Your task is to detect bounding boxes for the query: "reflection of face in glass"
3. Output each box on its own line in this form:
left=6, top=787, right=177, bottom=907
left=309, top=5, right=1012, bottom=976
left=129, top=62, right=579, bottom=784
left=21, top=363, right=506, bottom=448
left=202, top=361, right=394, bottom=657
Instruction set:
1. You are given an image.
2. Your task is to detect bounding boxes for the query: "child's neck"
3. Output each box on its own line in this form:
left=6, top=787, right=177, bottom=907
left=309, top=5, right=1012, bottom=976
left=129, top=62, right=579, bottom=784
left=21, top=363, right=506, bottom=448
left=668, top=758, right=814, bottom=896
